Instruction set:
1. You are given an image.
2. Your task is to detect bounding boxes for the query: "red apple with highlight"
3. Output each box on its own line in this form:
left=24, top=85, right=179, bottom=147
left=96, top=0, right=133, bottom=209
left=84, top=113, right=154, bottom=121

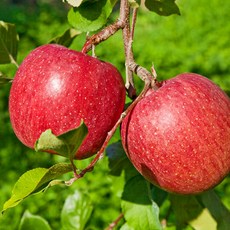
left=9, top=44, right=126, bottom=159
left=121, top=73, right=230, bottom=194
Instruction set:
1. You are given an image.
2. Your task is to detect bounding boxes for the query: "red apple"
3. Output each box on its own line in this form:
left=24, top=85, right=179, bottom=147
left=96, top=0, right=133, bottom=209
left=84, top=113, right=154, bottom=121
left=121, top=73, right=230, bottom=194
left=9, top=44, right=126, bottom=159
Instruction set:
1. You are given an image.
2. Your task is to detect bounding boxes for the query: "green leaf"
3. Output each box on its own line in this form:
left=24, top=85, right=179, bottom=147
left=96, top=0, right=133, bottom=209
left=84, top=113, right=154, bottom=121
left=106, top=141, right=139, bottom=181
left=65, top=0, right=85, bottom=7
left=19, top=210, right=51, bottom=230
left=170, top=194, right=205, bottom=229
left=106, top=141, right=131, bottom=176
left=145, top=0, right=180, bottom=16
left=151, top=185, right=168, bottom=207
left=120, top=223, right=135, bottom=230
left=170, top=194, right=201, bottom=228
left=35, top=129, right=68, bottom=155
left=0, top=21, right=19, bottom=64
left=189, top=208, right=217, bottom=230
left=50, top=28, right=81, bottom=47
left=170, top=193, right=222, bottom=229
left=121, top=175, right=162, bottom=230
left=0, top=71, right=12, bottom=84
left=35, top=121, right=88, bottom=160
left=197, top=190, right=230, bottom=230
left=2, top=163, right=73, bottom=213
left=61, top=190, right=93, bottom=230
left=129, top=0, right=140, bottom=8
left=68, top=0, right=118, bottom=32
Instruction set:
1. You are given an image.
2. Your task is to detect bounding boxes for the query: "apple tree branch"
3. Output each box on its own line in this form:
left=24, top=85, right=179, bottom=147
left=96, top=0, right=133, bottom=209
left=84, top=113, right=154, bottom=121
left=67, top=0, right=158, bottom=184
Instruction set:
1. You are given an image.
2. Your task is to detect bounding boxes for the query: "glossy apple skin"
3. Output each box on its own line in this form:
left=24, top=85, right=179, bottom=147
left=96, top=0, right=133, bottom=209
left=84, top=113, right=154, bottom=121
left=9, top=44, right=126, bottom=159
left=121, top=73, right=230, bottom=194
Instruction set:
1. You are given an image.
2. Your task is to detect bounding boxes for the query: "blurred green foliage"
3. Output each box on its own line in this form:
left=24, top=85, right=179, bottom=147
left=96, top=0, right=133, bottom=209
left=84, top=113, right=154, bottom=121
left=0, top=0, right=229, bottom=229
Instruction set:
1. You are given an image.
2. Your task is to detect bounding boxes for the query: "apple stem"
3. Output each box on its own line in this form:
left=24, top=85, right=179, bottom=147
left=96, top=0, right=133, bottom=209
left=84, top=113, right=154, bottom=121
left=81, top=19, right=125, bottom=54
left=105, top=213, right=124, bottom=230
left=65, top=80, right=151, bottom=186
left=70, top=158, right=78, bottom=177
left=130, top=7, right=138, bottom=41
left=122, top=3, right=137, bottom=99
left=81, top=0, right=128, bottom=54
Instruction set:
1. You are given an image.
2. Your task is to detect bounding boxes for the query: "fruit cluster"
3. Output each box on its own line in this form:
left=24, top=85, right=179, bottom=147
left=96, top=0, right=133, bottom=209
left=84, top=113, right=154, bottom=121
left=9, top=44, right=230, bottom=194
